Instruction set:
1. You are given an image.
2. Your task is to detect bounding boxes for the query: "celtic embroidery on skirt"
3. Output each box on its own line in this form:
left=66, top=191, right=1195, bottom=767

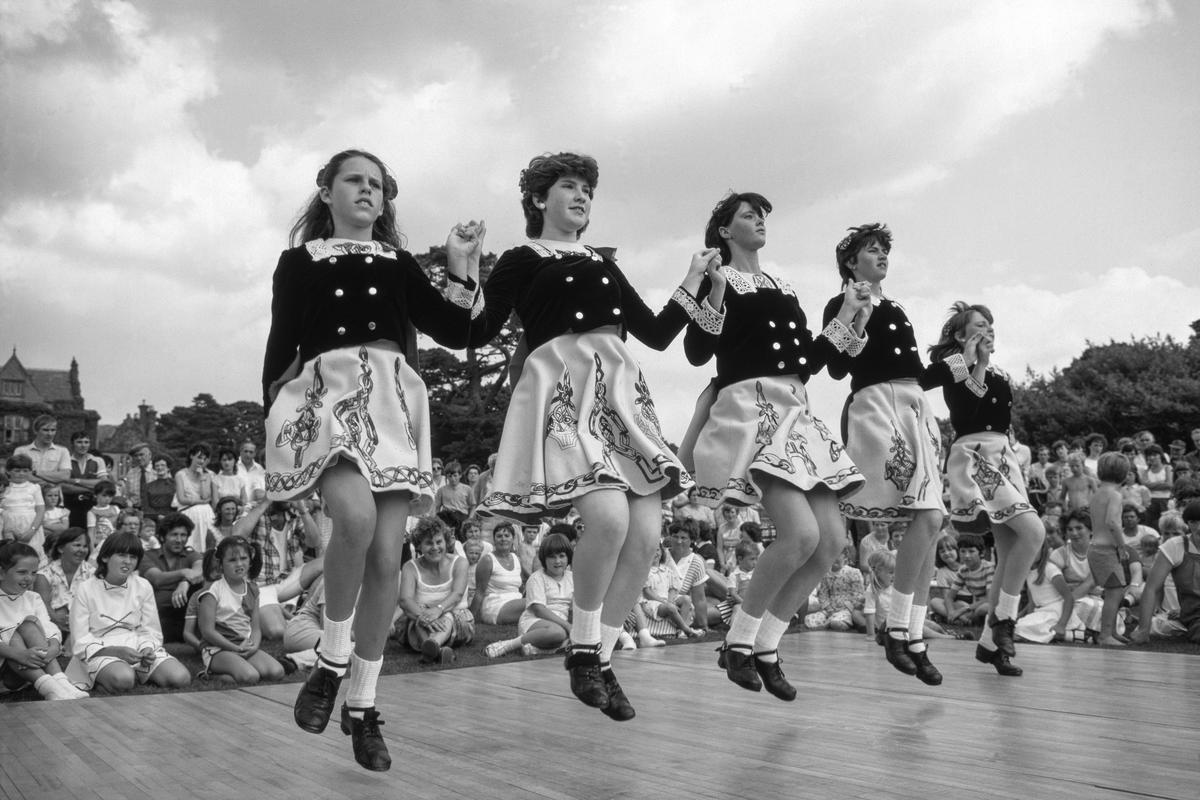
left=754, top=381, right=780, bottom=446
left=546, top=369, right=579, bottom=450
left=883, top=426, right=916, bottom=491
left=276, top=356, right=327, bottom=469
left=392, top=357, right=417, bottom=451
left=587, top=353, right=660, bottom=482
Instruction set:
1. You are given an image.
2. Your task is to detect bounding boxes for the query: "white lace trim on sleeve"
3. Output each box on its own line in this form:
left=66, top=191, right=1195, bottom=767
left=946, top=353, right=970, bottom=384
left=672, top=288, right=724, bottom=335
left=444, top=280, right=483, bottom=319
left=823, top=317, right=867, bottom=356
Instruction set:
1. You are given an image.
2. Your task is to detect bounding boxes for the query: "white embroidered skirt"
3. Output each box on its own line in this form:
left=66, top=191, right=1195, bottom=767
left=477, top=330, right=691, bottom=523
left=838, top=379, right=945, bottom=521
left=945, top=432, right=1035, bottom=532
left=680, top=375, right=863, bottom=507
left=265, top=343, right=433, bottom=503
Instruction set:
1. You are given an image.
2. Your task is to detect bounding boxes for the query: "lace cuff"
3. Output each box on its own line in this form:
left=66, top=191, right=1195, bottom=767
left=946, top=353, right=971, bottom=384
left=672, top=287, right=724, bottom=335
left=443, top=277, right=483, bottom=319
left=822, top=317, right=867, bottom=356
left=965, top=375, right=988, bottom=398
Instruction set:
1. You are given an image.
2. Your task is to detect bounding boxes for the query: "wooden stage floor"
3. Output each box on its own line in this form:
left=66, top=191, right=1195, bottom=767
left=2, top=632, right=1196, bottom=800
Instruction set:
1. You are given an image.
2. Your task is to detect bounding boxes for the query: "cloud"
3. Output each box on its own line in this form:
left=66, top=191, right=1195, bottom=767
left=0, top=0, right=80, bottom=51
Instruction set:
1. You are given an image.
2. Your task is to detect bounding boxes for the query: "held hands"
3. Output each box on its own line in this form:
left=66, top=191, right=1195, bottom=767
left=446, top=220, right=487, bottom=281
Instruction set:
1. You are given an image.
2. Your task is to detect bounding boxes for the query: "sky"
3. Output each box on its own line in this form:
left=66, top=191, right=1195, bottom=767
left=1, top=0, right=1198, bottom=443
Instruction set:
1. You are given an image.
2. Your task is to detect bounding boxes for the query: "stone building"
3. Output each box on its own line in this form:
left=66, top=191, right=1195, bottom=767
left=0, top=349, right=100, bottom=454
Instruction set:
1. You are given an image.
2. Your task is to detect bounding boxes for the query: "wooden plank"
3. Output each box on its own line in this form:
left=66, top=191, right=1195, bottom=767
left=1, top=633, right=1197, bottom=800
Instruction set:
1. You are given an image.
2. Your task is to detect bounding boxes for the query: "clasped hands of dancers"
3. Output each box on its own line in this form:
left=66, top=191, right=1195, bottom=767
left=263, top=149, right=1043, bottom=771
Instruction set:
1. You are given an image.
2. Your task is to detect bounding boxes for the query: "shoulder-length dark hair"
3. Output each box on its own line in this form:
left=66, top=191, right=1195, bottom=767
left=96, top=532, right=145, bottom=580
left=519, top=152, right=599, bottom=239
left=704, top=192, right=772, bottom=264
left=927, top=301, right=994, bottom=364
left=289, top=149, right=402, bottom=249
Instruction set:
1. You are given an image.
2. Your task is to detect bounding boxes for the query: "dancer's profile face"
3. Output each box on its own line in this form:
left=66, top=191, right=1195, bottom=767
left=720, top=201, right=766, bottom=254
left=848, top=238, right=888, bottom=284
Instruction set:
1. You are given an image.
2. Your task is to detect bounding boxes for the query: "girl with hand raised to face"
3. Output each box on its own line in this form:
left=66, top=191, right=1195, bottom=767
left=922, top=302, right=1044, bottom=676
left=677, top=192, right=868, bottom=701
left=466, top=152, right=723, bottom=722
left=264, top=149, right=485, bottom=772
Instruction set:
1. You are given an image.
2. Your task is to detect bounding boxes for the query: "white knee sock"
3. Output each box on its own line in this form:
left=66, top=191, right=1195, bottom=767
left=752, top=613, right=790, bottom=662
left=319, top=612, right=354, bottom=674
left=571, top=604, right=602, bottom=648
left=995, top=591, right=1020, bottom=621
left=726, top=607, right=762, bottom=648
left=978, top=622, right=996, bottom=651
left=345, top=654, right=382, bottom=714
left=599, top=624, right=623, bottom=663
left=887, top=591, right=914, bottom=637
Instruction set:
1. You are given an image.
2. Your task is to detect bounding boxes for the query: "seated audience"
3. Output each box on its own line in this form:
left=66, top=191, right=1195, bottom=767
left=471, top=522, right=526, bottom=625
left=803, top=546, right=866, bottom=632
left=0, top=541, right=88, bottom=700
left=66, top=532, right=192, bottom=692
left=140, top=513, right=204, bottom=643
left=858, top=521, right=891, bottom=573
left=716, top=540, right=757, bottom=626
left=486, top=532, right=574, bottom=657
left=144, top=456, right=177, bottom=523
left=945, top=533, right=995, bottom=626
left=86, top=480, right=120, bottom=559
left=1133, top=500, right=1200, bottom=644
left=397, top=517, right=473, bottom=664
left=1139, top=444, right=1173, bottom=530
left=1049, top=509, right=1104, bottom=639
left=282, top=576, right=324, bottom=669
left=1015, top=539, right=1083, bottom=643
left=640, top=540, right=704, bottom=639
left=174, top=444, right=216, bottom=553
left=928, top=532, right=959, bottom=622
left=41, top=527, right=95, bottom=646
left=237, top=497, right=324, bottom=639
left=196, top=537, right=284, bottom=684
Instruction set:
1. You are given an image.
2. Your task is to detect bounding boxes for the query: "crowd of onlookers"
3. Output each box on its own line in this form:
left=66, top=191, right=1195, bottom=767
left=3, top=414, right=1199, bottom=702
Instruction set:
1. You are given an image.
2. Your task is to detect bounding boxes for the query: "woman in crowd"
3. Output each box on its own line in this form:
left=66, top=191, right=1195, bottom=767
left=923, top=302, right=1044, bottom=677
left=1049, top=509, right=1105, bottom=639
left=1015, top=538, right=1084, bottom=643
left=40, top=527, right=94, bottom=648
left=467, top=152, right=722, bottom=721
left=212, top=448, right=247, bottom=511
left=397, top=517, right=473, bottom=663
left=680, top=192, right=867, bottom=700
left=471, top=521, right=526, bottom=626
left=262, top=148, right=484, bottom=771
left=174, top=443, right=216, bottom=553
left=821, top=224, right=946, bottom=682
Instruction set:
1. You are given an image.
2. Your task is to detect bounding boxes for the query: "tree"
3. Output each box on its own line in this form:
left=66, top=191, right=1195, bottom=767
left=1012, top=322, right=1200, bottom=447
left=156, top=394, right=265, bottom=463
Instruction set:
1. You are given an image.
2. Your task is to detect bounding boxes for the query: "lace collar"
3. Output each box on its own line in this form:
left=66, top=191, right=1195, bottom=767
left=525, top=240, right=604, bottom=261
left=723, top=268, right=797, bottom=300
left=305, top=239, right=397, bottom=261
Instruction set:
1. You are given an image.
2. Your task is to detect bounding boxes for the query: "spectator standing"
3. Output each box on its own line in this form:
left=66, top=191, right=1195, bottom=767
left=235, top=441, right=266, bottom=503
left=2, top=455, right=45, bottom=558
left=85, top=481, right=119, bottom=559
left=1120, top=467, right=1151, bottom=514
left=14, top=415, right=71, bottom=485
left=432, top=461, right=472, bottom=529
left=174, top=444, right=216, bottom=553
left=1083, top=434, right=1108, bottom=478
left=1062, top=454, right=1098, bottom=513
left=67, top=432, right=107, bottom=488
left=212, top=449, right=247, bottom=512
left=1089, top=453, right=1134, bottom=646
left=120, top=444, right=155, bottom=510
left=1138, top=445, right=1173, bottom=530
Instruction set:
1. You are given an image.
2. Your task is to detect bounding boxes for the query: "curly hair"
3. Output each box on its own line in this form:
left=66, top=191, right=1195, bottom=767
left=704, top=191, right=772, bottom=264
left=835, top=222, right=892, bottom=284
left=519, top=152, right=599, bottom=239
left=410, top=516, right=450, bottom=549
left=289, top=149, right=403, bottom=249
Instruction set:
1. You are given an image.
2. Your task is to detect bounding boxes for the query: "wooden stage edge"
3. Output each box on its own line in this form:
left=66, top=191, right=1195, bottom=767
left=2, top=632, right=1197, bottom=800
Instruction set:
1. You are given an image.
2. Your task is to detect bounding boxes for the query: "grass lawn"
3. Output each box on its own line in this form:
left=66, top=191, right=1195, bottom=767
left=3, top=623, right=1196, bottom=704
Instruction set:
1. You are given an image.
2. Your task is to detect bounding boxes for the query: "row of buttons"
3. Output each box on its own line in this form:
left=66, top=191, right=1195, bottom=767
left=333, top=287, right=379, bottom=297
left=574, top=309, right=622, bottom=320
left=327, top=256, right=377, bottom=264
left=336, top=322, right=378, bottom=335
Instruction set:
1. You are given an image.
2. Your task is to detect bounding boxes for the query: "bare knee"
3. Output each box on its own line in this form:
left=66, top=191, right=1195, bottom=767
left=97, top=665, right=136, bottom=692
